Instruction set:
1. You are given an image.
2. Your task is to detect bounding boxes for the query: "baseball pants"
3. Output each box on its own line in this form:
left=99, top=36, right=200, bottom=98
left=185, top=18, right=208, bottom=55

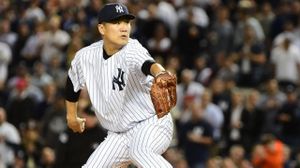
left=82, top=114, right=173, bottom=168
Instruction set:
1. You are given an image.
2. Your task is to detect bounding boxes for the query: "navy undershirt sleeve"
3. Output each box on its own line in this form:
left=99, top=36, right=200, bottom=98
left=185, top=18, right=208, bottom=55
left=65, top=76, right=81, bottom=102
left=141, top=60, right=155, bottom=76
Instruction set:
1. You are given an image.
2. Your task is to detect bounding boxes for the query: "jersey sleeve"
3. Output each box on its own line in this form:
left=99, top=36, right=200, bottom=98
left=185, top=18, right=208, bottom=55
left=126, top=40, right=155, bottom=76
left=68, top=52, right=85, bottom=92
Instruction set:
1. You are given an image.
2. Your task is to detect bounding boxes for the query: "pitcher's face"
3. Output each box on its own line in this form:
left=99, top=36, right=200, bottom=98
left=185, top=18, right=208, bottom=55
left=98, top=18, right=132, bottom=49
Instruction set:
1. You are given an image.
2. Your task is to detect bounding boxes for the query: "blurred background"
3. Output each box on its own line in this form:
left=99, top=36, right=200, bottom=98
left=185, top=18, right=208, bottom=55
left=0, top=0, right=300, bottom=167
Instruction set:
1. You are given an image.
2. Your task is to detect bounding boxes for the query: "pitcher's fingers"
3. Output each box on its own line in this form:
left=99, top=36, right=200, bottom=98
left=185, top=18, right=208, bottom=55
left=79, top=118, right=86, bottom=132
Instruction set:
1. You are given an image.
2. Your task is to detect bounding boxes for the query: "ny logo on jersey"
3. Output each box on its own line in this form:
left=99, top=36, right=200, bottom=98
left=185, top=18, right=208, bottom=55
left=115, top=5, right=124, bottom=13
left=112, top=68, right=125, bottom=91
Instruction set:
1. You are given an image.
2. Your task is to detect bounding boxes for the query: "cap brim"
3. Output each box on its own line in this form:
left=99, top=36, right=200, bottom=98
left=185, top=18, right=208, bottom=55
left=104, top=14, right=135, bottom=23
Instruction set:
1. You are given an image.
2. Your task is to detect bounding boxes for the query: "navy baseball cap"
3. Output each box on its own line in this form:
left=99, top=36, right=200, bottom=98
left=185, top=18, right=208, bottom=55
left=98, top=3, right=135, bottom=23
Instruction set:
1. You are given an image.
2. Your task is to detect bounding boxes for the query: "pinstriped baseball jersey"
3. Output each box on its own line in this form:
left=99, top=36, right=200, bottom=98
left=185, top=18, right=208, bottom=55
left=68, top=38, right=156, bottom=132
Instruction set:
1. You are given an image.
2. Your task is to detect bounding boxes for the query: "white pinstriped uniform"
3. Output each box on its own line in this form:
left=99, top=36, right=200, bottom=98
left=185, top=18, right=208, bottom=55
left=68, top=39, right=173, bottom=167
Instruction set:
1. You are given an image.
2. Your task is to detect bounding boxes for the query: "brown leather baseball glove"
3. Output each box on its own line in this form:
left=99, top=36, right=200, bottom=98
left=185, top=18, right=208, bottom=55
left=150, top=71, right=177, bottom=118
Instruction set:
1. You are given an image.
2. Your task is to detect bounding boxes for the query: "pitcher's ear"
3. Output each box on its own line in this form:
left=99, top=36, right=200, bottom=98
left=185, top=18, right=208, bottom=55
left=98, top=24, right=105, bottom=36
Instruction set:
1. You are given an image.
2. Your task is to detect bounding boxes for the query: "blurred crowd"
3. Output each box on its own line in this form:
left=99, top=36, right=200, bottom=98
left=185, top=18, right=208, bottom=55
left=0, top=0, right=300, bottom=167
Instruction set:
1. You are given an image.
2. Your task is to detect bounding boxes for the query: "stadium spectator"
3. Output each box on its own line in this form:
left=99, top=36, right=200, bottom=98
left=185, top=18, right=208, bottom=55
left=31, top=61, right=53, bottom=89
left=20, top=22, right=46, bottom=67
left=18, top=120, right=43, bottom=168
left=146, top=22, right=172, bottom=62
left=177, top=103, right=213, bottom=168
left=215, top=55, right=239, bottom=85
left=200, top=89, right=223, bottom=144
left=54, top=104, right=107, bottom=168
left=24, top=0, right=46, bottom=23
left=252, top=134, right=285, bottom=168
left=223, top=89, right=245, bottom=153
left=233, top=0, right=265, bottom=48
left=177, top=7, right=208, bottom=68
left=177, top=0, right=209, bottom=28
left=40, top=15, right=70, bottom=66
left=208, top=5, right=234, bottom=67
left=0, top=107, right=21, bottom=167
left=276, top=85, right=300, bottom=157
left=242, top=89, right=265, bottom=153
left=234, top=24, right=267, bottom=88
left=176, top=69, right=204, bottom=112
left=225, top=145, right=252, bottom=168
left=0, top=41, right=11, bottom=91
left=193, top=55, right=213, bottom=86
left=39, top=146, right=56, bottom=168
left=258, top=78, right=286, bottom=135
left=13, top=21, right=31, bottom=67
left=47, top=55, right=67, bottom=89
left=210, top=77, right=231, bottom=113
left=0, top=18, right=17, bottom=48
left=271, top=33, right=300, bottom=90
left=6, top=77, right=38, bottom=129
left=164, top=55, right=181, bottom=76
left=40, top=94, right=67, bottom=148
left=256, top=2, right=275, bottom=39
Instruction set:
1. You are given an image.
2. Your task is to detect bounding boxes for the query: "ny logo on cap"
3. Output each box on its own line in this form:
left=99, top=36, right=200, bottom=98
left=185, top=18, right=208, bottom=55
left=115, top=4, right=124, bottom=13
